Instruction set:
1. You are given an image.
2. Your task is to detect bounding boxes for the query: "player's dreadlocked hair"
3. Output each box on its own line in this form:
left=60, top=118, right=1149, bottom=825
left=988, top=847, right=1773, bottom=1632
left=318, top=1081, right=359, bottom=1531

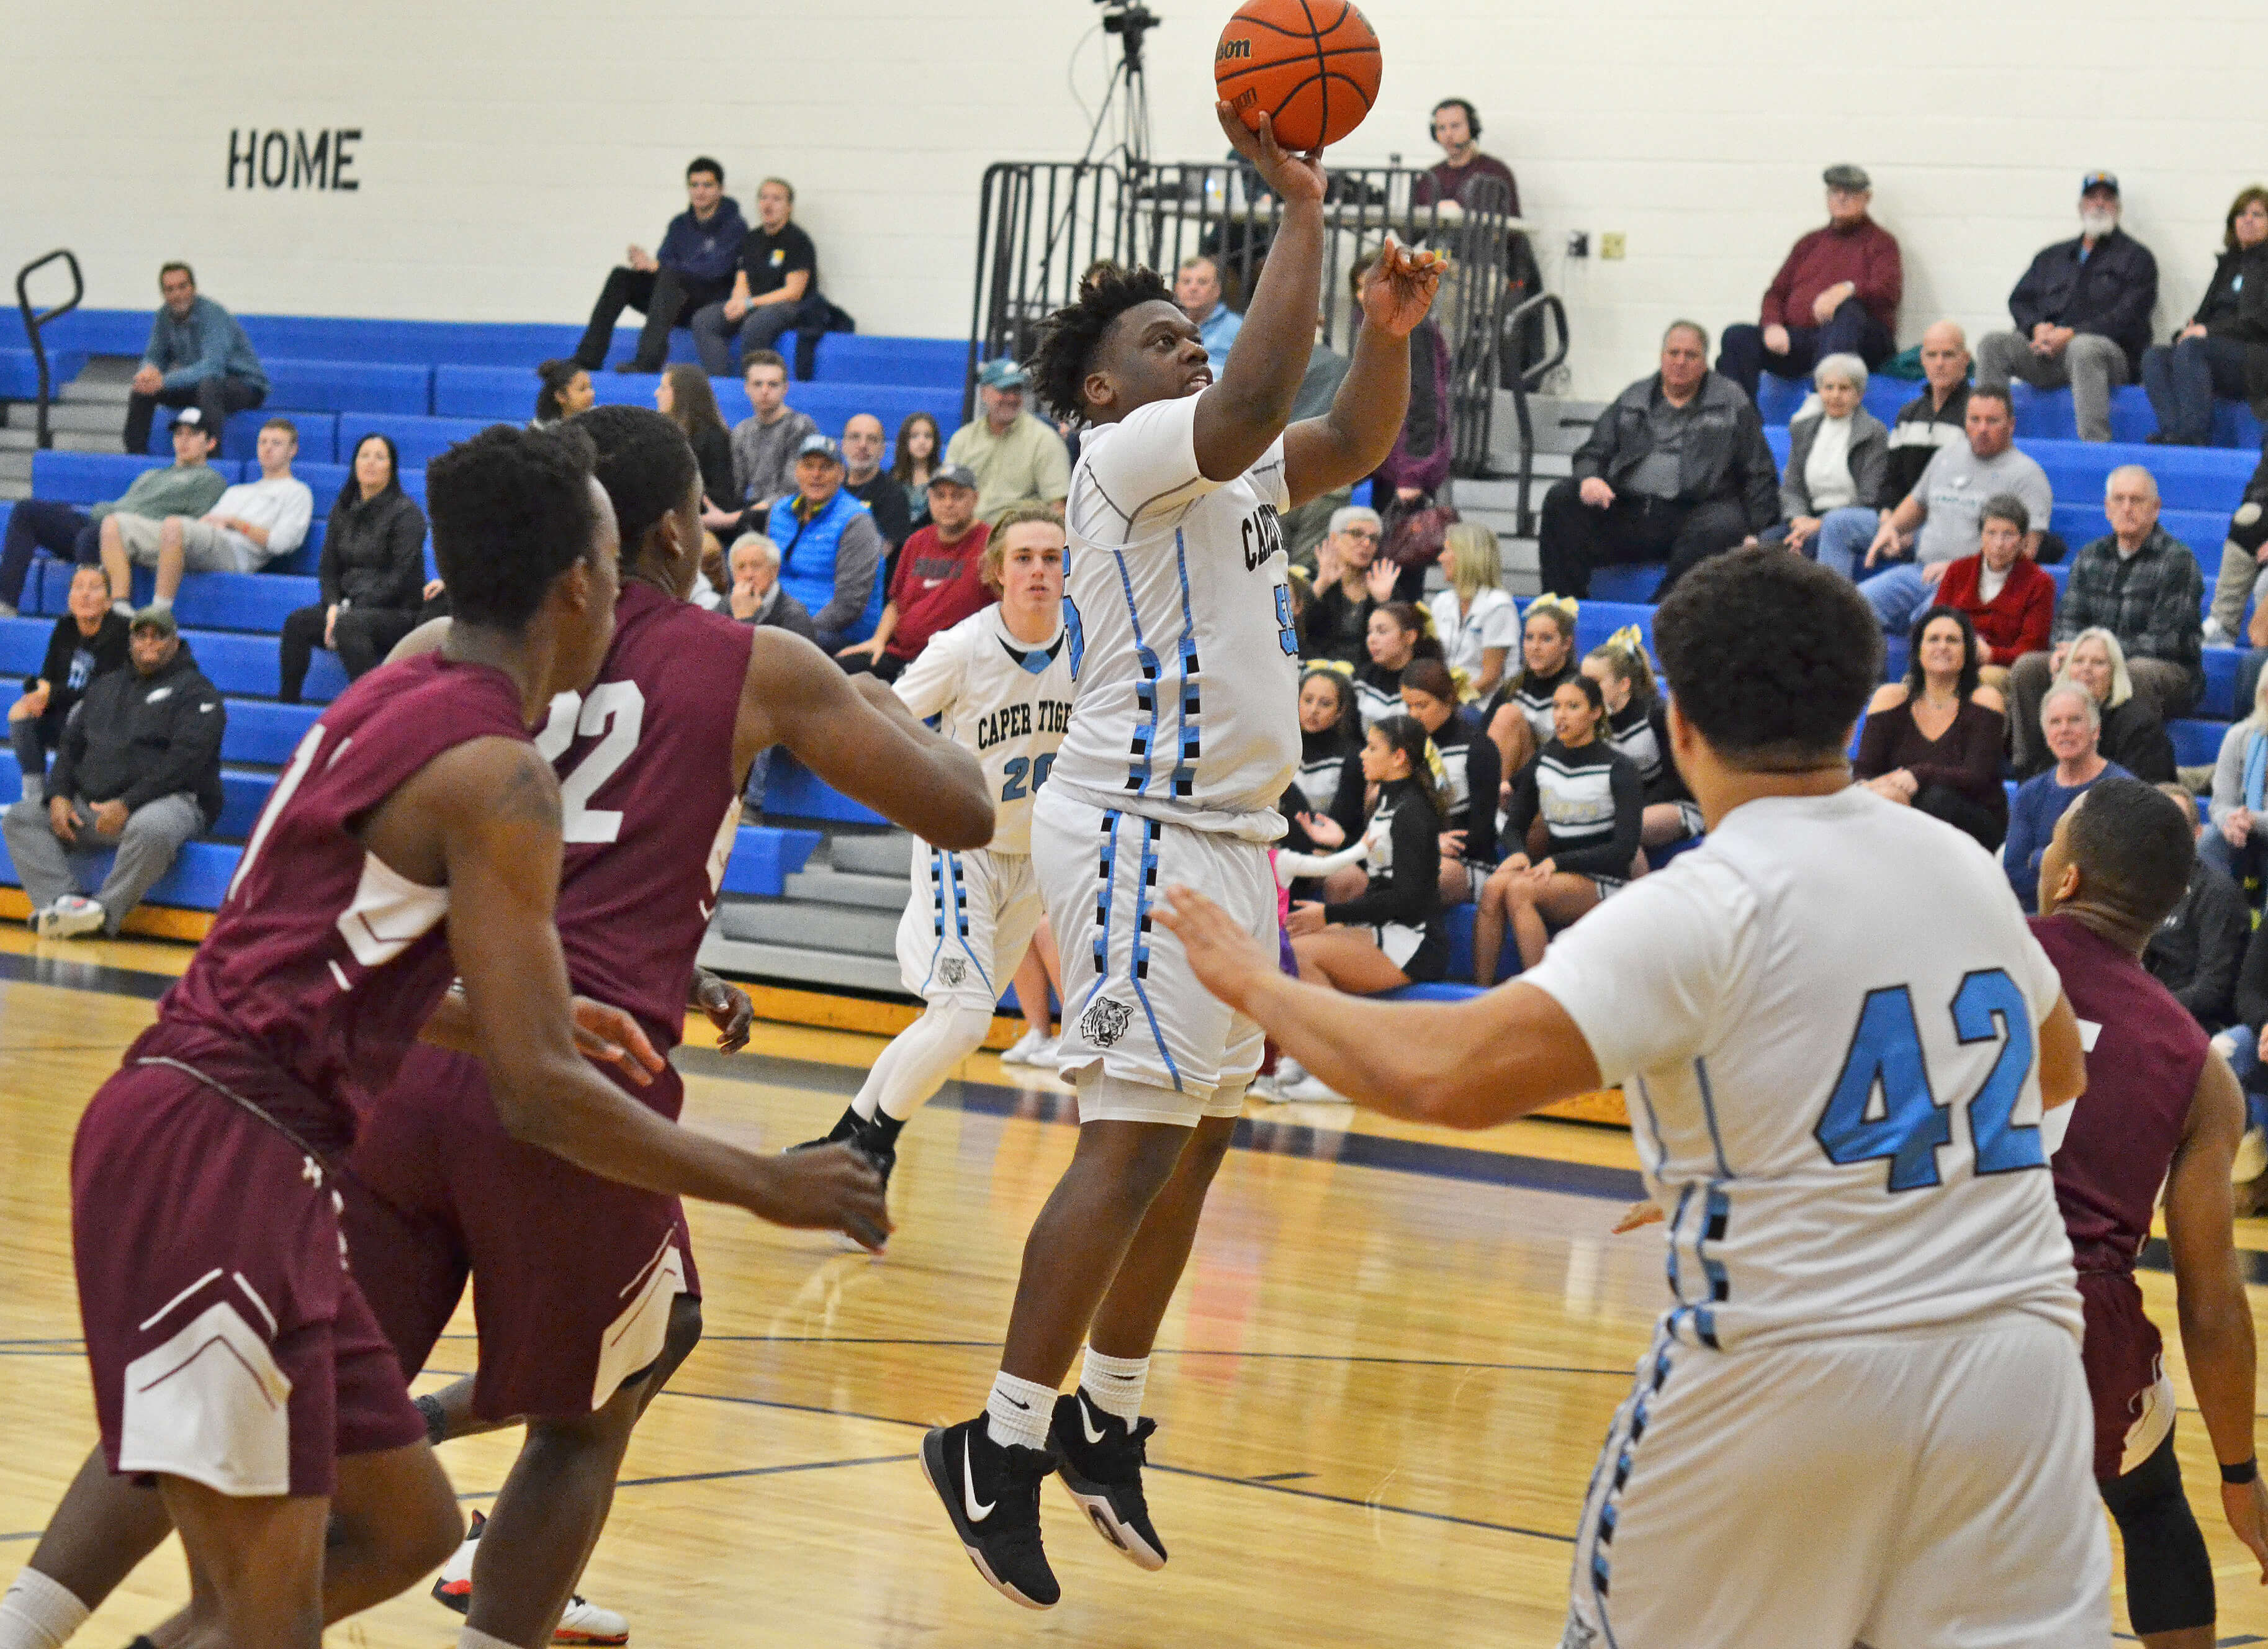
left=1029, top=262, right=1176, bottom=424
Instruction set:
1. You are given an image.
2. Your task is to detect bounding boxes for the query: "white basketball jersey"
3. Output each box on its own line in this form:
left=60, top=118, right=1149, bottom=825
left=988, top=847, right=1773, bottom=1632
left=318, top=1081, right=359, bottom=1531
left=1048, top=393, right=1300, bottom=840
left=894, top=603, right=1074, bottom=856
left=1521, top=786, right=2080, bottom=1353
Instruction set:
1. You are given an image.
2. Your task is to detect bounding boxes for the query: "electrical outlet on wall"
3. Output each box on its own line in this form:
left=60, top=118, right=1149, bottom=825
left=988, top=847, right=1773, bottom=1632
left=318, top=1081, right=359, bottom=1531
left=1566, top=230, right=1589, bottom=258
left=1601, top=233, right=1626, bottom=260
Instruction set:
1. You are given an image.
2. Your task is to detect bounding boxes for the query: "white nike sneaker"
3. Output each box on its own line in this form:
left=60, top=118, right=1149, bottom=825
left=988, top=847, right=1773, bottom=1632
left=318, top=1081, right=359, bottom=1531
left=1274, top=1073, right=1351, bottom=1105
left=1001, top=1028, right=1056, bottom=1065
left=37, top=895, right=106, bottom=940
left=432, top=1509, right=632, bottom=1644
left=2234, top=1125, right=2268, bottom=1186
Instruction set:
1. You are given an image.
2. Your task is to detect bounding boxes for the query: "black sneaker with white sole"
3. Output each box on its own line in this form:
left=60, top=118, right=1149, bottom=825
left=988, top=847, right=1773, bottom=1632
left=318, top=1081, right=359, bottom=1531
left=1047, top=1389, right=1167, bottom=1571
left=788, top=1104, right=862, bottom=1154
left=920, top=1416, right=1061, bottom=1609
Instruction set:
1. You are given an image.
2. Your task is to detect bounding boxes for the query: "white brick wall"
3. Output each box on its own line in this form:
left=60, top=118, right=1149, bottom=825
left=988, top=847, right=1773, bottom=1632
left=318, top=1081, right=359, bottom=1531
left=4, top=0, right=2265, bottom=397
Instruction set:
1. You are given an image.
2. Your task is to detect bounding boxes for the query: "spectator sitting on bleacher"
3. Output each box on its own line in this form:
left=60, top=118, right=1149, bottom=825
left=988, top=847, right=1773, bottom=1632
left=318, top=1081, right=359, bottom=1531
left=1302, top=507, right=1392, bottom=666
left=890, top=412, right=942, bottom=527
left=1537, top=321, right=1779, bottom=600
left=1582, top=631, right=1703, bottom=854
left=1760, top=353, right=1892, bottom=580
left=573, top=156, right=747, bottom=376
left=1856, top=386, right=2051, bottom=636
left=2010, top=466, right=2202, bottom=770
left=655, top=365, right=737, bottom=518
left=946, top=360, right=1071, bottom=526
left=1884, top=321, right=1974, bottom=502
left=531, top=358, right=596, bottom=427
left=2142, top=187, right=2268, bottom=449
left=726, top=533, right=816, bottom=642
left=2146, top=784, right=2252, bottom=1031
left=1976, top=172, right=2159, bottom=445
left=1485, top=595, right=1580, bottom=788
left=1, top=607, right=222, bottom=941
left=123, top=263, right=268, bottom=459
left=2208, top=447, right=2268, bottom=646
left=1429, top=522, right=1517, bottom=703
left=748, top=434, right=883, bottom=653
left=1176, top=256, right=1243, bottom=359
left=1412, top=98, right=1519, bottom=214
left=835, top=465, right=989, bottom=680
left=1351, top=250, right=1454, bottom=598
left=1931, top=494, right=2055, bottom=692
left=277, top=433, right=429, bottom=703
left=691, top=178, right=826, bottom=376
left=0, top=412, right=227, bottom=619
left=7, top=566, right=128, bottom=803
left=1394, top=656, right=1499, bottom=905
left=2004, top=680, right=2131, bottom=913
left=96, top=417, right=312, bottom=616
left=1472, top=672, right=1644, bottom=981
left=713, top=351, right=817, bottom=533
left=1290, top=664, right=1366, bottom=844
left=1354, top=600, right=1442, bottom=726
left=2032, top=626, right=2177, bottom=783
left=2201, top=669, right=2268, bottom=892
left=1854, top=606, right=2009, bottom=851
left=840, top=414, right=912, bottom=559
left=1716, top=165, right=1901, bottom=405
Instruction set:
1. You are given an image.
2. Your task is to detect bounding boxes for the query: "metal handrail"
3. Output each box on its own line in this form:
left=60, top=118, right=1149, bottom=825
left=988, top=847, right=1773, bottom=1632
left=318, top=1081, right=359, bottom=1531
left=15, top=249, right=84, bottom=452
left=1496, top=291, right=1570, bottom=535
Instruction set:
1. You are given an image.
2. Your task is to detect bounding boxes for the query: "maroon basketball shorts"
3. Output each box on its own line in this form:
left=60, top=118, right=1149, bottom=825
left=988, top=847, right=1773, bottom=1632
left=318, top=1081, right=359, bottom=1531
left=71, top=1062, right=426, bottom=1499
left=2079, top=1268, right=2175, bottom=1481
left=342, top=1043, right=700, bottom=1424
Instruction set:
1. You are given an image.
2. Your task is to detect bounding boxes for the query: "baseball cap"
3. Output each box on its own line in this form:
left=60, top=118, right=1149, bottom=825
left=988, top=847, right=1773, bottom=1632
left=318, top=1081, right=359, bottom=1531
left=928, top=463, right=979, bottom=492
left=794, top=433, right=843, bottom=463
left=976, top=359, right=1030, bottom=391
left=2081, top=170, right=2120, bottom=197
left=1822, top=164, right=1871, bottom=191
left=129, top=604, right=177, bottom=635
left=171, top=407, right=207, bottom=430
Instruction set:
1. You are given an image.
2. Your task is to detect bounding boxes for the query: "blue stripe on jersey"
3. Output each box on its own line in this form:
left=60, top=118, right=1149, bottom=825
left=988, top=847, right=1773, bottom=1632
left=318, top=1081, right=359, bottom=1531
left=1693, top=1055, right=1732, bottom=1178
left=1629, top=1073, right=1667, bottom=1162
left=1663, top=1181, right=1694, bottom=1306
left=1693, top=1183, right=1729, bottom=1349
left=1110, top=549, right=1161, bottom=795
left=1128, top=816, right=1184, bottom=1092
left=919, top=849, right=953, bottom=993
left=1583, top=1327, right=1675, bottom=1645
left=1170, top=530, right=1201, bottom=800
left=1092, top=812, right=1120, bottom=976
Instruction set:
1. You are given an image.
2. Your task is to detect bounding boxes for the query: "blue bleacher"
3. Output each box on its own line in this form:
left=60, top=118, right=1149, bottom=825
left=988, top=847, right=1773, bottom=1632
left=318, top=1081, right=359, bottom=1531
left=354, top=413, right=493, bottom=469
left=2172, top=719, right=2230, bottom=768
left=143, top=409, right=340, bottom=464
left=30, top=450, right=164, bottom=504
left=1753, top=372, right=2264, bottom=452
left=262, top=358, right=433, bottom=417
left=0, top=348, right=86, bottom=400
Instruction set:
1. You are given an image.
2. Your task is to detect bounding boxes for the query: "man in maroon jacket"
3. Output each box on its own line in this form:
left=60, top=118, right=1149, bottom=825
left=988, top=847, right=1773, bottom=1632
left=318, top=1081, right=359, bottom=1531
left=1718, top=164, right=1902, bottom=405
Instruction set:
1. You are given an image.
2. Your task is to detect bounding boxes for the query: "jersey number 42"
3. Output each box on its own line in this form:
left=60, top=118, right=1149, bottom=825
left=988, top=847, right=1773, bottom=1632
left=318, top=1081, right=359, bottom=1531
left=1815, top=969, right=2045, bottom=1191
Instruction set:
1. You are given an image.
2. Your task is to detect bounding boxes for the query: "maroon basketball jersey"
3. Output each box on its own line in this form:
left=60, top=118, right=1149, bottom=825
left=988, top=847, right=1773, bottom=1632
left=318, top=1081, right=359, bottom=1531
left=145, top=654, right=534, bottom=1150
left=2032, top=913, right=2209, bottom=1272
left=534, top=580, right=752, bottom=1062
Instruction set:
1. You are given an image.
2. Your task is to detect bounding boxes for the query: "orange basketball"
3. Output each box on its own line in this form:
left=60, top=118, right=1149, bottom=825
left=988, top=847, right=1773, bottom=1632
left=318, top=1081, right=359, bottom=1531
left=1214, top=0, right=1382, bottom=153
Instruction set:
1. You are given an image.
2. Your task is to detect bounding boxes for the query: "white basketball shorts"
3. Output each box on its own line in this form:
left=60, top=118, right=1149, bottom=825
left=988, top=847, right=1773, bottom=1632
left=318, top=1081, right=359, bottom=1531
left=1032, top=789, right=1276, bottom=1124
left=1562, top=1309, right=2110, bottom=1649
left=895, top=844, right=1045, bottom=1013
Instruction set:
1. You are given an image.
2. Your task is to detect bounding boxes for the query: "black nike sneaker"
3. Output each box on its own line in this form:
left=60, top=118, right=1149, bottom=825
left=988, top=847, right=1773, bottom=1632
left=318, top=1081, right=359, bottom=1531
left=788, top=1104, right=863, bottom=1154
left=920, top=1416, right=1061, bottom=1609
left=850, top=1125, right=897, bottom=1198
left=1047, top=1388, right=1167, bottom=1571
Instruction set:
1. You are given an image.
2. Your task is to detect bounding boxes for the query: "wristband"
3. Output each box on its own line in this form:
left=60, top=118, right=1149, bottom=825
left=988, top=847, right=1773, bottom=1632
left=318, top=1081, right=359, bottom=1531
left=2222, top=1457, right=2258, bottom=1485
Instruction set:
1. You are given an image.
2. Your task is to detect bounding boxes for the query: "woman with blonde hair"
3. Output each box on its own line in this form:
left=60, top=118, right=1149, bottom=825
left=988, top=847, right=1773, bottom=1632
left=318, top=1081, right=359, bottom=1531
left=1428, top=521, right=1518, bottom=702
left=1483, top=594, right=1578, bottom=785
left=2023, top=626, right=2175, bottom=783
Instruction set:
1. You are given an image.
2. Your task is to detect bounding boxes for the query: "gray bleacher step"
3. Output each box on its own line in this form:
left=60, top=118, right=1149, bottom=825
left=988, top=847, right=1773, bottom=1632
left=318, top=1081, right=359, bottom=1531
left=714, top=898, right=898, bottom=958
left=2, top=400, right=125, bottom=436
left=827, top=830, right=916, bottom=879
left=785, top=866, right=911, bottom=910
left=696, top=934, right=906, bottom=996
left=0, top=426, right=120, bottom=456
left=0, top=481, right=28, bottom=502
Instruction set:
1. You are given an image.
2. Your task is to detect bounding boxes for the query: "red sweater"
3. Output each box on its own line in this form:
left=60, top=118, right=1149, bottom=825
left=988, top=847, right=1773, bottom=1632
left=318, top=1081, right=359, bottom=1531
left=1759, top=218, right=1902, bottom=331
left=1934, top=554, right=2055, bottom=666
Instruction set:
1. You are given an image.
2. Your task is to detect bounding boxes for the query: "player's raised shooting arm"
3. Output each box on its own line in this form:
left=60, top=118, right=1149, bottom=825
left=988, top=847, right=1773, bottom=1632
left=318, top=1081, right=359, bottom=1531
left=2036, top=991, right=2087, bottom=1112
left=1190, top=104, right=1328, bottom=482
left=2165, top=1051, right=2260, bottom=1474
left=412, top=737, right=890, bottom=1244
left=1282, top=242, right=1442, bottom=508
left=739, top=628, right=992, bottom=850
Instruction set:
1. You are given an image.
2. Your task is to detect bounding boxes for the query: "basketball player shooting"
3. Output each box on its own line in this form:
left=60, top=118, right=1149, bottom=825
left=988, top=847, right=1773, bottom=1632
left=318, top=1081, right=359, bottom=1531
left=1164, top=550, right=2117, bottom=1647
left=919, top=104, right=1441, bottom=1611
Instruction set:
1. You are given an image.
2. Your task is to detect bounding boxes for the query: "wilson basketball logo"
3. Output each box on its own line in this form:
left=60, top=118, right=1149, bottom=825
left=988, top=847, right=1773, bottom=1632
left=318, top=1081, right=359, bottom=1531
left=1217, top=37, right=1251, bottom=60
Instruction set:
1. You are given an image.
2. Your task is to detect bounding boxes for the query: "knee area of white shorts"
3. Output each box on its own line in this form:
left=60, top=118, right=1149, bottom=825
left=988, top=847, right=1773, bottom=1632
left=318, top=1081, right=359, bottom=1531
left=926, top=1000, right=997, bottom=1062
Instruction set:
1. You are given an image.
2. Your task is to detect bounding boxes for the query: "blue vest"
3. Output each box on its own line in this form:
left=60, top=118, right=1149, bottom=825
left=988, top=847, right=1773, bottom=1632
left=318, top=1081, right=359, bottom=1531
left=773, top=487, right=883, bottom=643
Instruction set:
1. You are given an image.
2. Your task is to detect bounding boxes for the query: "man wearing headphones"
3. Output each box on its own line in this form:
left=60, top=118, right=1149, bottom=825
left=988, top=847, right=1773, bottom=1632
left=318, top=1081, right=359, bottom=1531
left=1413, top=98, right=1519, bottom=215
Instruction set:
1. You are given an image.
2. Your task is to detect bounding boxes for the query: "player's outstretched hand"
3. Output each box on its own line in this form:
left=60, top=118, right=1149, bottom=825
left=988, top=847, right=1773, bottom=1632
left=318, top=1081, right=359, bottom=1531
left=2225, top=1475, right=2268, bottom=1583
left=1358, top=238, right=1447, bottom=340
left=1158, top=883, right=1276, bottom=1014
left=752, top=1144, right=893, bottom=1252
left=696, top=971, right=755, bottom=1053
left=571, top=996, right=667, bottom=1085
left=1215, top=103, right=1326, bottom=207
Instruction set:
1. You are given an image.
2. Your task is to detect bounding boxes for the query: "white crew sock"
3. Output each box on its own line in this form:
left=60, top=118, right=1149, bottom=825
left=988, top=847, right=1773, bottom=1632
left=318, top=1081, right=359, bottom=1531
left=1081, top=1347, right=1150, bottom=1428
left=0, top=1571, right=91, bottom=1649
left=459, top=1627, right=523, bottom=1649
left=853, top=1001, right=994, bottom=1124
left=146, top=596, right=171, bottom=613
left=984, top=1370, right=1058, bottom=1452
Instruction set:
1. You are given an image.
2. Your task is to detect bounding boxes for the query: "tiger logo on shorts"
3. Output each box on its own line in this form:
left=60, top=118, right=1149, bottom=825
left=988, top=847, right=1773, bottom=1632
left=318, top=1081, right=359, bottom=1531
left=940, top=958, right=966, bottom=987
left=1079, top=996, right=1134, bottom=1048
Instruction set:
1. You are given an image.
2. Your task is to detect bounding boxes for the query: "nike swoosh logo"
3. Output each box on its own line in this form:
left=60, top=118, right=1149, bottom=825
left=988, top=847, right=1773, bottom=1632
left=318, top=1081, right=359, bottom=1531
left=963, top=1437, right=996, bottom=1522
left=699, top=900, right=715, bottom=919
left=1079, top=1393, right=1109, bottom=1444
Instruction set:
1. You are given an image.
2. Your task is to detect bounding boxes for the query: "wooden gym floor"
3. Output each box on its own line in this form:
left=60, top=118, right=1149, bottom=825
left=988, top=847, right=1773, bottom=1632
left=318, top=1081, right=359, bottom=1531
left=2, top=928, right=2267, bottom=1646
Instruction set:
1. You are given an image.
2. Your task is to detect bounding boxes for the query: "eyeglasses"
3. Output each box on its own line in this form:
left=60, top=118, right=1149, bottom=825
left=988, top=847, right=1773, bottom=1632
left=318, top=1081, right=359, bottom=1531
left=1340, top=526, right=1381, bottom=540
